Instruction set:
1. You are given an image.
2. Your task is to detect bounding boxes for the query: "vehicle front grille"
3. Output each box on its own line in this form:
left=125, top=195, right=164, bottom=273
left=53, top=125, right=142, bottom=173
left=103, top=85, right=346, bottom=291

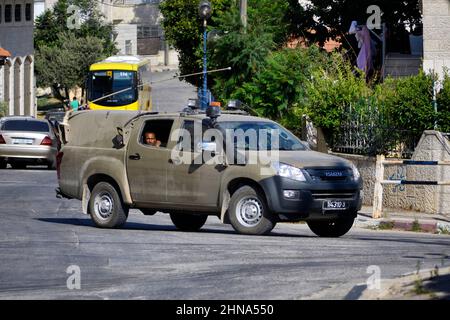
left=305, top=168, right=352, bottom=182
left=311, top=190, right=358, bottom=200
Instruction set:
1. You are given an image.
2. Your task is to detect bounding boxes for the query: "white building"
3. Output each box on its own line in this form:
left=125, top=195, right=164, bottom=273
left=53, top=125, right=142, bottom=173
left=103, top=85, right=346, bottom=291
left=0, top=0, right=35, bottom=117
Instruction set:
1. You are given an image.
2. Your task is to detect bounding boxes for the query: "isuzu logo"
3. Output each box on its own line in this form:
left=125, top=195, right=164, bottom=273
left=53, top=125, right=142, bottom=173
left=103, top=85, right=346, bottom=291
left=324, top=171, right=344, bottom=177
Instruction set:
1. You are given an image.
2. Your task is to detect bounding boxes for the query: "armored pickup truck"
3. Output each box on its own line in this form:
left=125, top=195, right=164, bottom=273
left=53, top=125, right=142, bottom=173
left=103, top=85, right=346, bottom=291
left=56, top=107, right=362, bottom=237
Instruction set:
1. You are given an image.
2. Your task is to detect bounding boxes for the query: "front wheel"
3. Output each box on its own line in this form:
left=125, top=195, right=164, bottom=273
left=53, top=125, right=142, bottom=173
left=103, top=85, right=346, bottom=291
left=307, top=217, right=355, bottom=237
left=228, top=186, right=276, bottom=235
left=170, top=213, right=208, bottom=231
left=89, top=182, right=129, bottom=228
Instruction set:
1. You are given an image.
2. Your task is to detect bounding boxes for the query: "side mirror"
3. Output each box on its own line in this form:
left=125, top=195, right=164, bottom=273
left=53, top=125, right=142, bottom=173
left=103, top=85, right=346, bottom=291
left=112, top=127, right=125, bottom=149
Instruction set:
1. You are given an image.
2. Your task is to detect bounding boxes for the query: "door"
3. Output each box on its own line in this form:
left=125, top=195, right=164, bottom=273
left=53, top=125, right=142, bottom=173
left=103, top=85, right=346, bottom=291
left=126, top=118, right=175, bottom=204
left=166, top=119, right=225, bottom=210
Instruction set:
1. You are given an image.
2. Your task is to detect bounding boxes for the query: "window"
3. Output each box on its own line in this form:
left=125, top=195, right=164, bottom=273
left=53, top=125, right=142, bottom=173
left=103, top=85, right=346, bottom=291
left=25, top=3, right=31, bottom=21
left=178, top=120, right=210, bottom=152
left=141, top=120, right=174, bottom=148
left=15, top=4, right=21, bottom=22
left=5, top=4, right=12, bottom=23
left=2, top=120, right=50, bottom=132
left=125, top=40, right=132, bottom=55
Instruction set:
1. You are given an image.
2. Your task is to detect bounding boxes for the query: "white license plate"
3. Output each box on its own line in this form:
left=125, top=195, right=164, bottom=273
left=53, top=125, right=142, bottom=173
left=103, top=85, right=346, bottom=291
left=12, top=138, right=33, bottom=145
left=323, top=200, right=348, bottom=210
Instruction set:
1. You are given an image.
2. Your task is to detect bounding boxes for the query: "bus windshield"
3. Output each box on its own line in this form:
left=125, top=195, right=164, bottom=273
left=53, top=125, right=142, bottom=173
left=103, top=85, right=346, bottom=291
left=88, top=70, right=137, bottom=107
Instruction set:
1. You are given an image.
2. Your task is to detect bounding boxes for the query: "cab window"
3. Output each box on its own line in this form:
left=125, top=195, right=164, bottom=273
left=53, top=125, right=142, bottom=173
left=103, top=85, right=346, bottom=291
left=140, top=119, right=174, bottom=148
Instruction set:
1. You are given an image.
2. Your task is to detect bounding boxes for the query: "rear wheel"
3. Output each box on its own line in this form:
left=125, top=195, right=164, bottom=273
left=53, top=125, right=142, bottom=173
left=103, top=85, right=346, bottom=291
left=89, top=182, right=129, bottom=228
left=228, top=185, right=276, bottom=235
left=307, top=217, right=355, bottom=238
left=170, top=213, right=208, bottom=231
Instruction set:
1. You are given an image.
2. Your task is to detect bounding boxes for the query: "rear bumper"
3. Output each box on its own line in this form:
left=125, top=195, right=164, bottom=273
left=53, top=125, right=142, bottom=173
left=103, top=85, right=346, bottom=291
left=0, top=145, right=57, bottom=162
left=259, top=176, right=362, bottom=222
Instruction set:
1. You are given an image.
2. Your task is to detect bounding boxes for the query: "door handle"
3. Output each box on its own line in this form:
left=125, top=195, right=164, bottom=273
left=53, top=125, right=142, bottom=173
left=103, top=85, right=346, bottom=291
left=129, top=153, right=141, bottom=160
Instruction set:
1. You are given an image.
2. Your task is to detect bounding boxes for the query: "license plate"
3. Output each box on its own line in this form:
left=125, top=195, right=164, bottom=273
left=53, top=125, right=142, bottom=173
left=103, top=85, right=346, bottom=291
left=12, top=138, right=33, bottom=145
left=323, top=200, right=348, bottom=210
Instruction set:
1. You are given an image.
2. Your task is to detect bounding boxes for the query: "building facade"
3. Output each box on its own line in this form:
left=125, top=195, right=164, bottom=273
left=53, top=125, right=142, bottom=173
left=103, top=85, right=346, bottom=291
left=0, top=0, right=35, bottom=117
left=423, top=0, right=450, bottom=80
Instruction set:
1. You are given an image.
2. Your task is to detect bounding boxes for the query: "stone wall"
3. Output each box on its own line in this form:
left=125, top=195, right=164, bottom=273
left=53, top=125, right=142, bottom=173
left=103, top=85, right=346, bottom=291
left=423, top=0, right=450, bottom=79
left=333, top=131, right=450, bottom=217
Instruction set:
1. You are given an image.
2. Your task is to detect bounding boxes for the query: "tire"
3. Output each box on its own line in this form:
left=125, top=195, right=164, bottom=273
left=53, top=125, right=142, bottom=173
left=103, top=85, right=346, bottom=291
left=307, top=217, right=355, bottom=238
left=89, top=182, right=129, bottom=228
left=228, top=185, right=276, bottom=235
left=170, top=213, right=208, bottom=231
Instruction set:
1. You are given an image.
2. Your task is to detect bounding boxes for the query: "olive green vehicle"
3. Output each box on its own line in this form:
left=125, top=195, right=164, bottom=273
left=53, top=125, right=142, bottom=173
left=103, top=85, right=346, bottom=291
left=56, top=107, right=362, bottom=237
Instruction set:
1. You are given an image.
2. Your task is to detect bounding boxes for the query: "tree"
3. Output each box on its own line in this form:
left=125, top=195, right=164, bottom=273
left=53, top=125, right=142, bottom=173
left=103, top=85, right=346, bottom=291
left=288, top=0, right=422, bottom=49
left=159, top=0, right=234, bottom=87
left=35, top=33, right=106, bottom=99
left=34, top=0, right=118, bottom=98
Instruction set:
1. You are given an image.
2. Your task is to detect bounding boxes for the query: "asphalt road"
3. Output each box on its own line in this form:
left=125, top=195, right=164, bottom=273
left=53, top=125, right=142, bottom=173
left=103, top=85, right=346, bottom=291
left=150, top=70, right=198, bottom=113
left=0, top=168, right=449, bottom=300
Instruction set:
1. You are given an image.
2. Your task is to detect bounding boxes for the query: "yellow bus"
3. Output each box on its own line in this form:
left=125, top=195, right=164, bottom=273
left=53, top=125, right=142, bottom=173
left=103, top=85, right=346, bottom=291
left=87, top=56, right=152, bottom=111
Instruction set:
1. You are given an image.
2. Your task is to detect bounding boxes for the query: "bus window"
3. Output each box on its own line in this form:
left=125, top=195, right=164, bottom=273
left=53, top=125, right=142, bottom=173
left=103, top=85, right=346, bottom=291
left=88, top=70, right=137, bottom=107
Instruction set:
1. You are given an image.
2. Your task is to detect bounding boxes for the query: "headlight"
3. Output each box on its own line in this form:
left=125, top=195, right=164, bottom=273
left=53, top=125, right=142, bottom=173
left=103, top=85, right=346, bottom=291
left=272, top=162, right=306, bottom=182
left=351, top=164, right=361, bottom=181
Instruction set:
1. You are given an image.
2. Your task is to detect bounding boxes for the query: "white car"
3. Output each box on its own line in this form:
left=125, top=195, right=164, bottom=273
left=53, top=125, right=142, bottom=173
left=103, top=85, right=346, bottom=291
left=0, top=116, right=58, bottom=169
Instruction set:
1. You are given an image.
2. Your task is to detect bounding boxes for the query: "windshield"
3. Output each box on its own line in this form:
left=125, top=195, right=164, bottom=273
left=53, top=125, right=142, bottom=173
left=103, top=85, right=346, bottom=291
left=88, top=70, right=137, bottom=107
left=218, top=121, right=308, bottom=151
left=2, top=120, right=49, bottom=132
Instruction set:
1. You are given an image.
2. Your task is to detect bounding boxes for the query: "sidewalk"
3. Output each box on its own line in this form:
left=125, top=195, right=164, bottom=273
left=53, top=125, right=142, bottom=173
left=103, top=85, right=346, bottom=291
left=355, top=206, right=450, bottom=235
left=151, top=64, right=179, bottom=73
left=358, top=266, right=450, bottom=300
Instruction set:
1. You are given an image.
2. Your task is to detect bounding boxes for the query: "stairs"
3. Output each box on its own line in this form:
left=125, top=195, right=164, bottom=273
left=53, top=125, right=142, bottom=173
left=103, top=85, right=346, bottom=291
left=384, top=54, right=422, bottom=78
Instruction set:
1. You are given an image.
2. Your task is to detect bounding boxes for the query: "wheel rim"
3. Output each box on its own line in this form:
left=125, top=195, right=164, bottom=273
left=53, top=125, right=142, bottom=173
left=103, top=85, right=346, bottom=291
left=236, top=196, right=263, bottom=228
left=93, top=192, right=114, bottom=220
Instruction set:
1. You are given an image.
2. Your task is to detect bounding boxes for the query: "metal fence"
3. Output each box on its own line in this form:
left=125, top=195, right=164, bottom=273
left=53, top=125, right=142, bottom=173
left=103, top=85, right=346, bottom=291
left=329, top=103, right=421, bottom=158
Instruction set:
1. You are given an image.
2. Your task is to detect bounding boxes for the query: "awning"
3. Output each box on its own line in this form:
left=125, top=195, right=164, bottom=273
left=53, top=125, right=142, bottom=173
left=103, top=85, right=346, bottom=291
left=0, top=47, right=11, bottom=57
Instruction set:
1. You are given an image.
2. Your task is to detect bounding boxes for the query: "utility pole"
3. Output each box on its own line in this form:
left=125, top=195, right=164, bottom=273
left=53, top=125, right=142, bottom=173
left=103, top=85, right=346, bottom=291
left=240, top=0, right=247, bottom=32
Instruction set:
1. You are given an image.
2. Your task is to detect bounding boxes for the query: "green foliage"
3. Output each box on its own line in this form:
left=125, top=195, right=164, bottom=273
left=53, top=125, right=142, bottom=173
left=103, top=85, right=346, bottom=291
left=0, top=101, right=7, bottom=118
left=301, top=53, right=370, bottom=136
left=160, top=0, right=233, bottom=87
left=34, top=0, right=118, bottom=96
left=35, top=32, right=106, bottom=96
left=380, top=72, right=435, bottom=133
left=210, top=0, right=290, bottom=101
left=437, top=74, right=450, bottom=133
left=230, top=47, right=327, bottom=123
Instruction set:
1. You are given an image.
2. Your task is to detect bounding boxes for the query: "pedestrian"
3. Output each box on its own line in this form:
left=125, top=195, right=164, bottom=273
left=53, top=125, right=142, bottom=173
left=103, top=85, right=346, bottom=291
left=70, top=96, right=80, bottom=111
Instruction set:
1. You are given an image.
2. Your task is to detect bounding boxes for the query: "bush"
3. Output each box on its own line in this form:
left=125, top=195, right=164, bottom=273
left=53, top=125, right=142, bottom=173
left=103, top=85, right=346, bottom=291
left=0, top=101, right=7, bottom=118
left=437, top=74, right=450, bottom=133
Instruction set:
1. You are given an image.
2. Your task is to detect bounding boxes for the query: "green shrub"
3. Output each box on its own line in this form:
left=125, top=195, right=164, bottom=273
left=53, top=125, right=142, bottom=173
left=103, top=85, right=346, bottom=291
left=437, top=74, right=450, bottom=133
left=0, top=101, right=7, bottom=118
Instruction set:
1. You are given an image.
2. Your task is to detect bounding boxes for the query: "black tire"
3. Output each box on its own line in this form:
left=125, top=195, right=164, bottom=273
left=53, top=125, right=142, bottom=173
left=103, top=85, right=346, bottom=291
left=170, top=213, right=208, bottom=231
left=89, top=182, right=129, bottom=228
left=307, top=217, right=355, bottom=238
left=228, top=185, right=276, bottom=235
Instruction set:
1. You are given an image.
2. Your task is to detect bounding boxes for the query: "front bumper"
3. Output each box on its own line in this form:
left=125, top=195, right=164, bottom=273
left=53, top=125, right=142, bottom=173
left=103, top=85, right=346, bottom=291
left=259, top=176, right=362, bottom=222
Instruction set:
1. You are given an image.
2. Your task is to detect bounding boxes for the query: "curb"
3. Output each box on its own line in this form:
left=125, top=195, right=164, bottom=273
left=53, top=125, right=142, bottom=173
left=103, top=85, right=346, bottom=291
left=357, top=266, right=450, bottom=300
left=355, top=215, right=450, bottom=234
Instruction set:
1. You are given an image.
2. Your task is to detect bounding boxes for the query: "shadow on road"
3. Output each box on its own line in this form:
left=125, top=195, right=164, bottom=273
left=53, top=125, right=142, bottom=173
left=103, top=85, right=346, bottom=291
left=36, top=218, right=313, bottom=238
